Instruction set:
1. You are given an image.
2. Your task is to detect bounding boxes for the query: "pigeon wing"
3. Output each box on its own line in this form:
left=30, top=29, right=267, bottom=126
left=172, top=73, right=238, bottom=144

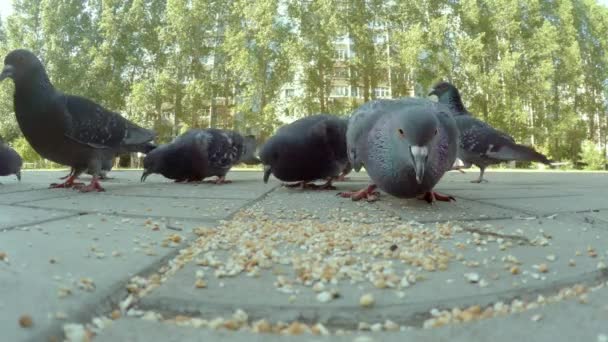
left=206, top=129, right=241, bottom=169
left=456, top=116, right=516, bottom=156
left=61, top=94, right=154, bottom=149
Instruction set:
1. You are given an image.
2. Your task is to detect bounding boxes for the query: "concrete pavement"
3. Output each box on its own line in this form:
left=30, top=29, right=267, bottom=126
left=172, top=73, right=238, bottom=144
left=0, top=169, right=607, bottom=341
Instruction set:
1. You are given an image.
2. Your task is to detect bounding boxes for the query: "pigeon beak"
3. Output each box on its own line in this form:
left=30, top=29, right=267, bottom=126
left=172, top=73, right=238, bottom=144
left=410, top=146, right=428, bottom=185
left=0, top=65, right=14, bottom=81
left=427, top=89, right=437, bottom=97
left=263, top=165, right=272, bottom=184
left=140, top=169, right=150, bottom=182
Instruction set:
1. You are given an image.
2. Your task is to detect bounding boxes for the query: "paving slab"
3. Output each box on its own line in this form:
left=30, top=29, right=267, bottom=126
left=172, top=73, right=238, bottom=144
left=2, top=170, right=608, bottom=342
left=0, top=204, right=73, bottom=231
left=137, top=189, right=608, bottom=328
left=22, top=194, right=249, bottom=221
left=0, top=213, right=195, bottom=342
left=97, top=283, right=608, bottom=342
left=0, top=170, right=276, bottom=341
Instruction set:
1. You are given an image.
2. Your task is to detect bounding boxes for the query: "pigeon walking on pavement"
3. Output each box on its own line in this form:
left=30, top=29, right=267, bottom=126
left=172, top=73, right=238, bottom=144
left=259, top=114, right=350, bottom=190
left=0, top=142, right=22, bottom=182
left=0, top=49, right=156, bottom=192
left=339, top=98, right=458, bottom=203
left=140, top=129, right=257, bottom=184
left=429, top=81, right=552, bottom=183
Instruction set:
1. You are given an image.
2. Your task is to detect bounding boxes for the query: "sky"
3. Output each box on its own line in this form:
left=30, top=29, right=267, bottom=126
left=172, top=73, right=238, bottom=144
left=0, top=0, right=607, bottom=19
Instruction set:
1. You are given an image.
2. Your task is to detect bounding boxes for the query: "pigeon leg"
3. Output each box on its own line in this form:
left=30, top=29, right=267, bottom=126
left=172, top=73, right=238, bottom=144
left=283, top=181, right=326, bottom=189
left=203, top=176, right=232, bottom=184
left=213, top=176, right=232, bottom=184
left=334, top=170, right=350, bottom=182
left=337, top=184, right=379, bottom=202
left=450, top=166, right=467, bottom=174
left=417, top=191, right=455, bottom=204
left=317, top=178, right=337, bottom=190
left=471, top=166, right=488, bottom=183
left=283, top=181, right=309, bottom=188
left=77, top=176, right=106, bottom=192
left=59, top=168, right=75, bottom=180
left=49, top=174, right=85, bottom=189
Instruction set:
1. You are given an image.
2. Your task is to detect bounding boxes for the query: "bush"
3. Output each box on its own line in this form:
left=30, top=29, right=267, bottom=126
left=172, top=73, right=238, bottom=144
left=579, top=140, right=606, bottom=170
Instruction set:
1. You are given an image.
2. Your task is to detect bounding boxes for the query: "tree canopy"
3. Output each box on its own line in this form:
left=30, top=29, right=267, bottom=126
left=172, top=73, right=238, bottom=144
left=0, top=0, right=607, bottom=168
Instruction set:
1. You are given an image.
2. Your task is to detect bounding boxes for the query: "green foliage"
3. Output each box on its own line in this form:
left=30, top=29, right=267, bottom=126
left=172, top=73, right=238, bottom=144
left=580, top=140, right=606, bottom=170
left=0, top=0, right=606, bottom=170
left=12, top=136, right=42, bottom=164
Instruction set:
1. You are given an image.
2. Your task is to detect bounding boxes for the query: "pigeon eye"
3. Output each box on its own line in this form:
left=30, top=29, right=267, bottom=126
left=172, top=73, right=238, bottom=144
left=398, top=128, right=405, bottom=137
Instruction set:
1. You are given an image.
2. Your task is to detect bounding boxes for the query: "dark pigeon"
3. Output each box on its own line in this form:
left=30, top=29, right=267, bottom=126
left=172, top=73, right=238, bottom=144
left=429, top=81, right=552, bottom=183
left=259, top=114, right=349, bottom=190
left=339, top=97, right=458, bottom=203
left=0, top=49, right=156, bottom=192
left=0, top=142, right=22, bottom=182
left=141, top=129, right=256, bottom=184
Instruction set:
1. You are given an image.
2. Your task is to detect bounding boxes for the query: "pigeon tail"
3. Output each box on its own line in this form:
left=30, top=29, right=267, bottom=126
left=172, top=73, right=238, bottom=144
left=486, top=143, right=552, bottom=164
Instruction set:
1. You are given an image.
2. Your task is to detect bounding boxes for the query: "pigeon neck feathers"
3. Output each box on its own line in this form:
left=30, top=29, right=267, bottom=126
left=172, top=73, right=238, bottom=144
left=438, top=87, right=468, bottom=116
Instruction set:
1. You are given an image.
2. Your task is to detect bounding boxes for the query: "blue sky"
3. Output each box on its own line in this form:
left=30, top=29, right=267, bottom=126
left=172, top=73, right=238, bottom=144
left=0, top=0, right=608, bottom=19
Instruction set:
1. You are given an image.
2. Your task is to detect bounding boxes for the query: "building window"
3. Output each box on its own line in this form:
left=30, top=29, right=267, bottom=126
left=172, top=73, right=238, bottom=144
left=284, top=89, right=295, bottom=98
left=374, top=87, right=389, bottom=98
left=335, top=49, right=348, bottom=60
left=331, top=86, right=349, bottom=97
left=334, top=67, right=348, bottom=78
left=351, top=87, right=360, bottom=98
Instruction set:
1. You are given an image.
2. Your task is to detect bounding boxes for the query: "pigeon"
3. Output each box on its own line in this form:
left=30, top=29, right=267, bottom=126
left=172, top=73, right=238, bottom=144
left=429, top=81, right=552, bottom=183
left=339, top=97, right=458, bottom=203
left=0, top=142, right=22, bottom=182
left=259, top=114, right=349, bottom=190
left=60, top=157, right=114, bottom=180
left=0, top=49, right=156, bottom=192
left=140, top=128, right=257, bottom=183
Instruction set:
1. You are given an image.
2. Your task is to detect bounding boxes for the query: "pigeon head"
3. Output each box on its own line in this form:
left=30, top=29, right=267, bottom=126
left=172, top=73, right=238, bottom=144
left=428, top=81, right=467, bottom=115
left=259, top=138, right=281, bottom=183
left=0, top=49, right=48, bottom=85
left=141, top=146, right=165, bottom=182
left=428, top=81, right=456, bottom=100
left=388, top=109, right=439, bottom=184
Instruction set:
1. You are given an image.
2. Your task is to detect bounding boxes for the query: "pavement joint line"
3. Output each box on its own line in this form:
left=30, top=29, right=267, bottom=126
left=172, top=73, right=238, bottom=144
left=0, top=188, right=52, bottom=195
left=136, top=268, right=608, bottom=330
left=9, top=194, right=75, bottom=206
left=25, top=236, right=199, bottom=342
left=415, top=215, right=527, bottom=224
left=8, top=203, right=229, bottom=223
left=96, top=193, right=266, bottom=201
left=67, top=183, right=282, bottom=337
left=453, top=194, right=581, bottom=201
left=0, top=212, right=88, bottom=232
left=373, top=199, right=528, bottom=223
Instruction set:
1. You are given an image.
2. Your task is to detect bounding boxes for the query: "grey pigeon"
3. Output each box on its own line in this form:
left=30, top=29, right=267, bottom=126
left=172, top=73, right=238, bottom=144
left=141, top=129, right=256, bottom=183
left=60, top=157, right=114, bottom=180
left=429, top=81, right=552, bottom=183
left=340, top=97, right=458, bottom=203
left=0, top=49, right=156, bottom=192
left=259, top=114, right=349, bottom=190
left=0, top=142, right=22, bottom=182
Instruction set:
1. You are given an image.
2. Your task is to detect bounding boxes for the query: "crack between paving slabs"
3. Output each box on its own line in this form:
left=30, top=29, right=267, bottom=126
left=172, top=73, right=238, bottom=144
left=56, top=184, right=280, bottom=339
left=9, top=203, right=232, bottom=223
left=112, top=191, right=602, bottom=332
left=0, top=212, right=88, bottom=232
left=135, top=268, right=608, bottom=331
